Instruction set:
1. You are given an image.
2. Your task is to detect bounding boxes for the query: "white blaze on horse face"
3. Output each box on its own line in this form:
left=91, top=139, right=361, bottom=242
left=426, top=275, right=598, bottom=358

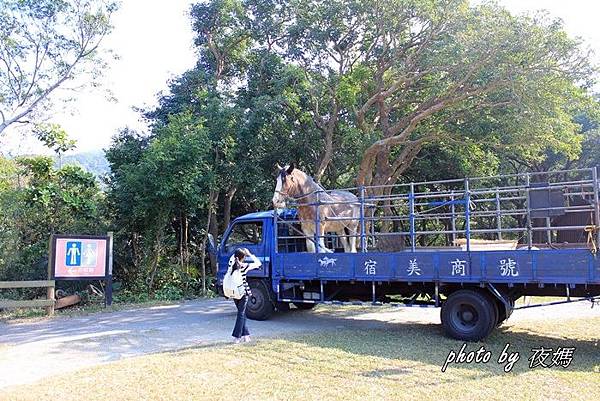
left=272, top=174, right=285, bottom=208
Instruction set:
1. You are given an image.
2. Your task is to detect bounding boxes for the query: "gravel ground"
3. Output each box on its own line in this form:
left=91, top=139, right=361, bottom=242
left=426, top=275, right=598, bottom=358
left=0, top=298, right=598, bottom=389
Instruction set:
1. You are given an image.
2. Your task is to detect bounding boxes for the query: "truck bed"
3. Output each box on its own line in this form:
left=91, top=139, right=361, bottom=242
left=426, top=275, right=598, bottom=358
left=273, top=248, right=600, bottom=285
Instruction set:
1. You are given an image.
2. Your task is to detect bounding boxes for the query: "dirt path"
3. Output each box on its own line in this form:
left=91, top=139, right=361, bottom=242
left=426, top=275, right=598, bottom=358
left=0, top=298, right=598, bottom=389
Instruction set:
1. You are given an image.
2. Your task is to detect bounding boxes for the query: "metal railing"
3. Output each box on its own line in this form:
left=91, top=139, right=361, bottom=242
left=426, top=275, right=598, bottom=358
left=275, top=167, right=600, bottom=254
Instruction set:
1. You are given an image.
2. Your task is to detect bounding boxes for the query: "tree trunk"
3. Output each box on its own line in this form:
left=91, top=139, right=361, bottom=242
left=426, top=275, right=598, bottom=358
left=179, top=212, right=184, bottom=272
left=184, top=215, right=189, bottom=274
left=208, top=193, right=220, bottom=276
left=148, top=228, right=163, bottom=295
left=313, top=101, right=339, bottom=183
left=223, top=187, right=237, bottom=232
left=314, top=126, right=334, bottom=182
left=200, top=190, right=219, bottom=294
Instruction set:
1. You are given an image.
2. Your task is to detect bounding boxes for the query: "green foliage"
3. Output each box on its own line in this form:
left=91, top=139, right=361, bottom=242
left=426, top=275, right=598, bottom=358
left=5, top=0, right=597, bottom=303
left=33, top=123, right=77, bottom=156
left=0, top=155, right=106, bottom=283
left=103, top=0, right=597, bottom=299
left=154, top=285, right=185, bottom=301
left=105, top=113, right=215, bottom=295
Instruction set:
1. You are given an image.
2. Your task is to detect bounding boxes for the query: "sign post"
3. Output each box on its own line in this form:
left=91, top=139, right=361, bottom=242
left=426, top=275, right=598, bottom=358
left=50, top=234, right=113, bottom=306
left=106, top=232, right=113, bottom=306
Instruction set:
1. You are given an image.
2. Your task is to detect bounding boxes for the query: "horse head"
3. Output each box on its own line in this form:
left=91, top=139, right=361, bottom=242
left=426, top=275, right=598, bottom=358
left=272, top=163, right=303, bottom=208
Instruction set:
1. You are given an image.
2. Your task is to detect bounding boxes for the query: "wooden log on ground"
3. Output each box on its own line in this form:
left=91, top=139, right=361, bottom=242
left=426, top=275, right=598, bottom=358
left=54, top=294, right=81, bottom=310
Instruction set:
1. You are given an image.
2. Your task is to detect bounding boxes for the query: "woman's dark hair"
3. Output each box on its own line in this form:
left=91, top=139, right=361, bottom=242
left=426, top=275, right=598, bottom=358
left=234, top=248, right=247, bottom=260
left=232, top=248, right=247, bottom=270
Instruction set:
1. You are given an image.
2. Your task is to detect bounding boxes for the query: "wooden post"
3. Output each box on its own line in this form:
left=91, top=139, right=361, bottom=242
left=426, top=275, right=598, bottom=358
left=46, top=235, right=56, bottom=316
left=46, top=283, right=55, bottom=316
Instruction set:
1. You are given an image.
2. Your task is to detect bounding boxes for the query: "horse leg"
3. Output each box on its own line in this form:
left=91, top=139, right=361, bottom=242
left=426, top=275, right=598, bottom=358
left=349, top=230, right=357, bottom=253
left=303, top=224, right=316, bottom=253
left=351, top=210, right=361, bottom=253
left=318, top=225, right=331, bottom=253
left=339, top=231, right=349, bottom=253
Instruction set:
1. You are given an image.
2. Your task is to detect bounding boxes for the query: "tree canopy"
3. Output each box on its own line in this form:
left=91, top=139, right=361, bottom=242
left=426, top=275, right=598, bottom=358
left=2, top=0, right=598, bottom=299
left=0, top=0, right=117, bottom=135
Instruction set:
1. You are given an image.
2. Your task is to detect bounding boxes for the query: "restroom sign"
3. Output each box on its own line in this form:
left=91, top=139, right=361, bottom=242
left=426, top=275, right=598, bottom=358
left=51, top=235, right=111, bottom=279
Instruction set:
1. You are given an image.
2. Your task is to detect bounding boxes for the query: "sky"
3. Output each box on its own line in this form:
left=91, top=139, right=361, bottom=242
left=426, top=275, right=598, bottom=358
left=1, top=0, right=599, bottom=156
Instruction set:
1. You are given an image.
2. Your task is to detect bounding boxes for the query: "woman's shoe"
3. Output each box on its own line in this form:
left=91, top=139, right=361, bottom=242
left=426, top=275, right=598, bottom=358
left=233, top=337, right=242, bottom=344
left=242, top=335, right=251, bottom=343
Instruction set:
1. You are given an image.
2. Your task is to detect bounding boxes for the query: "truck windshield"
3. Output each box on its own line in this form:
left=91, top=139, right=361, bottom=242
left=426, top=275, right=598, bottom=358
left=225, top=221, right=263, bottom=248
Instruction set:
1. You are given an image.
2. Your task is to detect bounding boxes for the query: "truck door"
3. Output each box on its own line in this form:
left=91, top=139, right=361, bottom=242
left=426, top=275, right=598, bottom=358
left=219, top=220, right=268, bottom=278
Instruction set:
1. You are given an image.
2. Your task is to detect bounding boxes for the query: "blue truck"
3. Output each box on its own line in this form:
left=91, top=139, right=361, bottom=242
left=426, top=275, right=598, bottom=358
left=211, top=168, right=600, bottom=341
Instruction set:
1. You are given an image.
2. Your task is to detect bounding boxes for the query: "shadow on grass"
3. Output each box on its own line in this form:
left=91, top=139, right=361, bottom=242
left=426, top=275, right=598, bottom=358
left=283, top=317, right=599, bottom=377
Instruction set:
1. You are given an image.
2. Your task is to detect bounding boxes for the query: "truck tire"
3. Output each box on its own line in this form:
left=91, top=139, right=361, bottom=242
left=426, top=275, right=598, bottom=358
left=495, top=296, right=514, bottom=327
left=480, top=291, right=500, bottom=327
left=293, top=302, right=316, bottom=310
left=441, top=290, right=496, bottom=341
left=246, top=280, right=275, bottom=321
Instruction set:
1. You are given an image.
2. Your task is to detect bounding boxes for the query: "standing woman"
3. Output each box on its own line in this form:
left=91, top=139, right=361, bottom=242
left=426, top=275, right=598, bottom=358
left=230, top=247, right=262, bottom=343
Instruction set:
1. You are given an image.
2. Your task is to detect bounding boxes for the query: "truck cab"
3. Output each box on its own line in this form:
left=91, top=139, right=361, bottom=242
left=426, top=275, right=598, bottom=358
left=215, top=211, right=277, bottom=319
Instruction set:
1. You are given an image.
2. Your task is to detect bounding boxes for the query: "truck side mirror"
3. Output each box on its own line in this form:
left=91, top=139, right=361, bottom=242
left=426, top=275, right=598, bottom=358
left=207, top=233, right=217, bottom=255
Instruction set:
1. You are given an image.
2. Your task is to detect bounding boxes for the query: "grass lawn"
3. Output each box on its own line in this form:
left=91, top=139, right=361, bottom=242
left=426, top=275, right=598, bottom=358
left=2, top=315, right=599, bottom=401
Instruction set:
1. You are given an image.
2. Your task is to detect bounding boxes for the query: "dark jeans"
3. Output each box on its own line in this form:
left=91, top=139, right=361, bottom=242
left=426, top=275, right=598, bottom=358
left=232, top=295, right=250, bottom=338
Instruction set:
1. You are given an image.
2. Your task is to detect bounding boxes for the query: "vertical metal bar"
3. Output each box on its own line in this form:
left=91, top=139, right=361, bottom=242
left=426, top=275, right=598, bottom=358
left=593, top=167, right=600, bottom=249
left=273, top=211, right=278, bottom=254
left=545, top=217, right=552, bottom=245
left=434, top=282, right=439, bottom=307
left=410, top=183, right=416, bottom=251
left=320, top=280, right=324, bottom=302
left=315, top=191, right=321, bottom=252
left=525, top=173, right=532, bottom=249
left=464, top=178, right=471, bottom=252
left=450, top=191, right=457, bottom=244
left=495, top=188, right=502, bottom=240
left=106, top=231, right=114, bottom=306
left=359, top=186, right=366, bottom=252
left=372, top=281, right=376, bottom=303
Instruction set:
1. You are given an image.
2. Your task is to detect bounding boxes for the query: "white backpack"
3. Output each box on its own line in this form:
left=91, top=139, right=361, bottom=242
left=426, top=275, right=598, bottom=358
left=223, top=256, right=245, bottom=299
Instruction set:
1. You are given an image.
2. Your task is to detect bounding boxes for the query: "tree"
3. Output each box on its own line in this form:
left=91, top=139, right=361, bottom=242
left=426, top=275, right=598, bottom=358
left=0, top=156, right=105, bottom=282
left=33, top=123, right=77, bottom=167
left=0, top=157, right=20, bottom=276
left=0, top=0, right=117, bottom=135
left=336, top=0, right=595, bottom=189
left=103, top=0, right=598, bottom=298
left=240, top=0, right=596, bottom=190
left=105, top=114, right=214, bottom=295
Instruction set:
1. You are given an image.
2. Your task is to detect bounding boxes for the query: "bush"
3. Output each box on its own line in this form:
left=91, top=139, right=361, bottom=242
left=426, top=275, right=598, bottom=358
left=154, top=284, right=184, bottom=301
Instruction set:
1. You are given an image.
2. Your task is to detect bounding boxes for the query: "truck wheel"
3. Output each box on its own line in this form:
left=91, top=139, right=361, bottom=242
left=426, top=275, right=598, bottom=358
left=293, top=302, right=316, bottom=310
left=246, top=280, right=274, bottom=321
left=495, top=296, right=514, bottom=327
left=481, top=291, right=500, bottom=327
left=441, top=290, right=496, bottom=341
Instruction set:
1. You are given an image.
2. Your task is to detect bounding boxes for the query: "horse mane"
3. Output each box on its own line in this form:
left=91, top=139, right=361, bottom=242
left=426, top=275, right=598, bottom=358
left=293, top=169, right=330, bottom=200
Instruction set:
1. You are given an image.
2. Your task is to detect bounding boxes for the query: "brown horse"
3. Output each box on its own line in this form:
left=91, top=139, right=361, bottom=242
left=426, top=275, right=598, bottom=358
left=272, top=164, right=360, bottom=253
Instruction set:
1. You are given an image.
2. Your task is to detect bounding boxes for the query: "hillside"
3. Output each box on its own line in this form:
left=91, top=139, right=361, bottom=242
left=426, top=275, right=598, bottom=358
left=59, top=150, right=110, bottom=177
